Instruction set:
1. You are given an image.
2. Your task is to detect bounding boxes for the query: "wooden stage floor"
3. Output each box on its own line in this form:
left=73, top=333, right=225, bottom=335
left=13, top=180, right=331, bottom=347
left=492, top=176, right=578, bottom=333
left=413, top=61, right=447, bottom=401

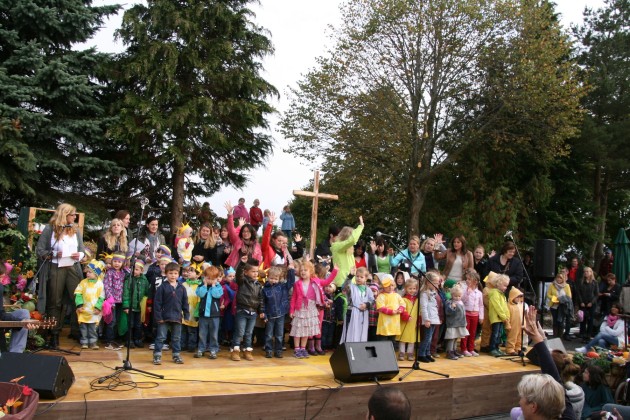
left=32, top=337, right=540, bottom=420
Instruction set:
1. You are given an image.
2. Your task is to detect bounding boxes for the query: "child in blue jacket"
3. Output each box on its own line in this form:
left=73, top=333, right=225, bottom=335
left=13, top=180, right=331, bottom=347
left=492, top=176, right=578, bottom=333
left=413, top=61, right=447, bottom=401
left=195, top=265, right=225, bottom=359
left=262, top=264, right=296, bottom=358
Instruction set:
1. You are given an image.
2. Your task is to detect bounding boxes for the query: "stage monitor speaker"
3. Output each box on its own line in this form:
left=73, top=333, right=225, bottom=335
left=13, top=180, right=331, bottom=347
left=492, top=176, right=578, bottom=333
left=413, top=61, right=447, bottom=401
left=525, top=338, right=566, bottom=366
left=0, top=352, right=74, bottom=399
left=534, top=239, right=556, bottom=279
left=329, top=341, right=399, bottom=383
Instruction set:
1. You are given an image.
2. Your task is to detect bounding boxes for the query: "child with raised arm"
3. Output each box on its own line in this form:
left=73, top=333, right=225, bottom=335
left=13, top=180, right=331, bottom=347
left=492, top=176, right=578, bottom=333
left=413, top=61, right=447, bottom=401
left=153, top=262, right=189, bottom=365
left=330, top=216, right=364, bottom=287
left=195, top=265, right=224, bottom=359
left=262, top=264, right=296, bottom=358
left=396, top=278, right=419, bottom=361
left=461, top=269, right=483, bottom=356
left=340, top=267, right=375, bottom=344
left=231, top=257, right=264, bottom=361
left=122, top=260, right=150, bottom=348
left=75, top=260, right=106, bottom=349
left=444, top=284, right=469, bottom=360
left=375, top=274, right=405, bottom=342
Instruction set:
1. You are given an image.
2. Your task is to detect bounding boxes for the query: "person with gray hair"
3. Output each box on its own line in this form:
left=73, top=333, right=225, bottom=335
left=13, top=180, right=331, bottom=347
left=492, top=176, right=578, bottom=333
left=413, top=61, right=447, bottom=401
left=366, top=386, right=411, bottom=420
left=516, top=373, right=566, bottom=419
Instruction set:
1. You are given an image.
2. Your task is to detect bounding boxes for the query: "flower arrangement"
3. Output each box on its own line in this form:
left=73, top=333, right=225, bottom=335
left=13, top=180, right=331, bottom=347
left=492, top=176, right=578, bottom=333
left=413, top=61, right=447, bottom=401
left=1, top=260, right=37, bottom=311
left=0, top=377, right=37, bottom=417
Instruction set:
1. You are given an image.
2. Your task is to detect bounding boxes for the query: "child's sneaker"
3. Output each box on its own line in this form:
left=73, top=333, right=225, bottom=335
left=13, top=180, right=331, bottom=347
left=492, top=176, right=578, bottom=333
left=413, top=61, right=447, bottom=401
left=407, top=353, right=414, bottom=361
left=294, top=349, right=303, bottom=358
left=398, top=352, right=405, bottom=361
left=149, top=343, right=155, bottom=350
left=90, top=343, right=99, bottom=350
left=194, top=351, right=203, bottom=358
left=81, top=344, right=88, bottom=349
left=153, top=355, right=161, bottom=365
left=134, top=341, right=144, bottom=348
left=471, top=351, right=479, bottom=357
left=462, top=351, right=472, bottom=357
left=209, top=352, right=217, bottom=359
left=265, top=350, right=273, bottom=358
left=163, top=343, right=170, bottom=350
left=105, top=342, right=121, bottom=350
left=173, top=356, right=184, bottom=364
left=274, top=351, right=283, bottom=358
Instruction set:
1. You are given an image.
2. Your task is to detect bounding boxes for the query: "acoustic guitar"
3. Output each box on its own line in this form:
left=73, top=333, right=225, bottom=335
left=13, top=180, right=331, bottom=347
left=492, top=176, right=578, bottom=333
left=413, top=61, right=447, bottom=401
left=0, top=317, right=57, bottom=329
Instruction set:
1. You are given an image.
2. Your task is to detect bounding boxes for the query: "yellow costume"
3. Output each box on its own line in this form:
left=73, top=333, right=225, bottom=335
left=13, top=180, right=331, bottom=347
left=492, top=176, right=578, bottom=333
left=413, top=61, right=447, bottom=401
left=376, top=291, right=405, bottom=336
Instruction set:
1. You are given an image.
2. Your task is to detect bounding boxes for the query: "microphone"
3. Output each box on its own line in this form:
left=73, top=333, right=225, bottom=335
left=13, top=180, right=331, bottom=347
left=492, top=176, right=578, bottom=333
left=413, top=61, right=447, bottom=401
left=504, top=230, right=513, bottom=238
left=376, top=231, right=394, bottom=238
left=140, top=197, right=149, bottom=209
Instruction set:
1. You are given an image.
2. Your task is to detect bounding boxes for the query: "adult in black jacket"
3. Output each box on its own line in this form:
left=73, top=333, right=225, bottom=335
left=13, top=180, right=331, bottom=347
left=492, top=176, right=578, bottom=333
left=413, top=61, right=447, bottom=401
left=487, top=241, right=523, bottom=293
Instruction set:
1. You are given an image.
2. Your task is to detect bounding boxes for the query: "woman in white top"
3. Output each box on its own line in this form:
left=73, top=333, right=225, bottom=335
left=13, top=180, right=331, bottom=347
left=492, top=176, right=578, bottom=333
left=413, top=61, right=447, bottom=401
left=36, top=203, right=85, bottom=347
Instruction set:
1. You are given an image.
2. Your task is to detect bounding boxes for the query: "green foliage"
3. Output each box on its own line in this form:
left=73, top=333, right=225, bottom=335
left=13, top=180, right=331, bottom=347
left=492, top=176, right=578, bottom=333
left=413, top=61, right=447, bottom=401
left=111, top=0, right=277, bottom=233
left=0, top=0, right=121, bottom=214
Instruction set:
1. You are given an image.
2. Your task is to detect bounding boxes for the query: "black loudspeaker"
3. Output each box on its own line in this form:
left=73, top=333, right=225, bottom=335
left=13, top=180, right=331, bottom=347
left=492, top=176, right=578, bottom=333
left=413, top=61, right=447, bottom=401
left=534, top=239, right=556, bottom=279
left=525, top=338, right=567, bottom=366
left=329, top=341, right=399, bottom=383
left=0, top=353, right=74, bottom=399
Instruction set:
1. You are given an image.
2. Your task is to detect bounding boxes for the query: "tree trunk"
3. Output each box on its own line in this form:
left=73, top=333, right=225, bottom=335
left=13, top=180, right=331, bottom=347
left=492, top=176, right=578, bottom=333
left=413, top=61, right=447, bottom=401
left=171, top=159, right=186, bottom=239
left=591, top=167, right=610, bottom=273
left=408, top=182, right=428, bottom=237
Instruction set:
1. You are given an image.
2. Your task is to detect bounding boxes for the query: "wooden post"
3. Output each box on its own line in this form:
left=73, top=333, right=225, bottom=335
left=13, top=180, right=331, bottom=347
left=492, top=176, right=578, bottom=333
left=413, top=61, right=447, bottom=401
left=293, top=170, right=338, bottom=258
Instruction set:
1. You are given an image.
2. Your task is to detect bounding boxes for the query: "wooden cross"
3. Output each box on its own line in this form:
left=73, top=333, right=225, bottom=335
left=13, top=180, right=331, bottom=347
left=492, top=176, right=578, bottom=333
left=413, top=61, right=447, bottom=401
left=293, top=170, right=339, bottom=258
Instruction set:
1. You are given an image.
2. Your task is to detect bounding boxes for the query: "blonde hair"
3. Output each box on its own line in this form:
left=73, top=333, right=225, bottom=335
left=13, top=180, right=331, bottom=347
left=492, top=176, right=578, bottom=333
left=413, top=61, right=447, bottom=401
left=404, top=278, right=419, bottom=291
left=409, top=235, right=421, bottom=247
left=517, top=374, right=565, bottom=419
left=356, top=267, right=369, bottom=277
left=451, top=284, right=464, bottom=298
left=336, top=226, right=354, bottom=242
left=267, top=265, right=285, bottom=280
left=421, top=270, right=441, bottom=292
left=300, top=261, right=315, bottom=278
left=104, top=218, right=128, bottom=253
left=50, top=203, right=78, bottom=238
left=195, top=223, right=217, bottom=249
left=488, top=274, right=509, bottom=288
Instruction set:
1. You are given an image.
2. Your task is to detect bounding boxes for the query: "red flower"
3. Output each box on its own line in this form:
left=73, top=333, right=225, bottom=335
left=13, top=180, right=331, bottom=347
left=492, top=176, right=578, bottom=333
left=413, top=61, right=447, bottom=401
left=22, top=385, right=33, bottom=396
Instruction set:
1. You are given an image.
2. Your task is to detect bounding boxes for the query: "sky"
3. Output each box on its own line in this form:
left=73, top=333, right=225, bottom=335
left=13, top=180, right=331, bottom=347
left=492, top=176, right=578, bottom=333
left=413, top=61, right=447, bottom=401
left=86, top=0, right=604, bottom=224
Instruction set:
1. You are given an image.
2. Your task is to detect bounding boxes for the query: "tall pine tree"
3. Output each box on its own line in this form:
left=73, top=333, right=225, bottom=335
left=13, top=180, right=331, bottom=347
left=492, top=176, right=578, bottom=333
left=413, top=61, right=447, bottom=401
left=112, top=0, right=277, bottom=233
left=0, top=0, right=120, bottom=215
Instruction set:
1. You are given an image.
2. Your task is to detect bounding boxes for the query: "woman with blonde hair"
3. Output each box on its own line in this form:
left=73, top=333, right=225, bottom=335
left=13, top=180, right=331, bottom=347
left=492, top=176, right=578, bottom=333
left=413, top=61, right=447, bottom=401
left=96, top=218, right=128, bottom=261
left=36, top=203, right=86, bottom=348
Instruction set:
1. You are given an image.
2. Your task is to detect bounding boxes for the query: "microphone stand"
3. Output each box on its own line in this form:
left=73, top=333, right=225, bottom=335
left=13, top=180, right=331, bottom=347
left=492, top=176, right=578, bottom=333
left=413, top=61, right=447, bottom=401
left=97, top=197, right=164, bottom=384
left=31, top=230, right=80, bottom=356
left=385, top=237, right=448, bottom=381
left=499, top=233, right=537, bottom=367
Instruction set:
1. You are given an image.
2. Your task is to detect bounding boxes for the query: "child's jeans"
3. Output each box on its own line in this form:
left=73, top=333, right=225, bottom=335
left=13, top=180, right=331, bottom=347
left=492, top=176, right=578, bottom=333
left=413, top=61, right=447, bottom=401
left=127, top=310, right=143, bottom=343
left=232, top=309, right=257, bottom=349
left=198, top=316, right=220, bottom=353
left=489, top=322, right=503, bottom=351
left=419, top=325, right=435, bottom=357
left=154, top=322, right=182, bottom=357
left=321, top=321, right=335, bottom=349
left=265, top=316, right=285, bottom=352
left=79, top=322, right=98, bottom=345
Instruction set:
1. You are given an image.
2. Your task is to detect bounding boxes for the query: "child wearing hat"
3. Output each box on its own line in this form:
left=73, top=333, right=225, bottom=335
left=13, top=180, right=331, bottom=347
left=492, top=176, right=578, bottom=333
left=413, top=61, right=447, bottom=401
left=103, top=252, right=127, bottom=350
left=75, top=260, right=106, bottom=349
left=122, top=260, right=150, bottom=348
left=375, top=274, right=406, bottom=341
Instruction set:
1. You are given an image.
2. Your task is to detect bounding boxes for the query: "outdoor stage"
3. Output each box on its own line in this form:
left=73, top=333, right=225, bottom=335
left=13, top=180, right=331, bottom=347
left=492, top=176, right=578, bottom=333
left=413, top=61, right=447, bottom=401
left=30, top=336, right=540, bottom=420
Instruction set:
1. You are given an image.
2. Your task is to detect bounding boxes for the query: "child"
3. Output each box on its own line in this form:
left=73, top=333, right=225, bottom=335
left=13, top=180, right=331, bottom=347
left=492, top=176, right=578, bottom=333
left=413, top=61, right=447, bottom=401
left=505, top=287, right=525, bottom=356
left=181, top=265, right=202, bottom=352
left=176, top=223, right=194, bottom=264
left=488, top=274, right=510, bottom=357
left=231, top=257, right=264, bottom=361
left=74, top=260, right=106, bottom=350
left=340, top=267, right=375, bottom=344
left=153, top=262, right=189, bottom=365
left=122, top=260, right=150, bottom=348
left=444, top=284, right=469, bottom=360
left=367, top=284, right=379, bottom=342
left=333, top=283, right=348, bottom=347
left=262, top=209, right=271, bottom=231
left=461, top=270, right=483, bottom=356
left=480, top=271, right=498, bottom=352
left=418, top=271, right=441, bottom=363
left=290, top=261, right=337, bottom=358
left=396, top=278, right=419, bottom=361
left=103, top=252, right=127, bottom=350
left=196, top=266, right=225, bottom=359
left=375, top=274, right=405, bottom=342
left=147, top=255, right=173, bottom=347
left=220, top=267, right=237, bottom=346
left=394, top=271, right=407, bottom=296
left=321, top=282, right=337, bottom=350
left=262, top=264, right=296, bottom=358
left=580, top=365, right=613, bottom=419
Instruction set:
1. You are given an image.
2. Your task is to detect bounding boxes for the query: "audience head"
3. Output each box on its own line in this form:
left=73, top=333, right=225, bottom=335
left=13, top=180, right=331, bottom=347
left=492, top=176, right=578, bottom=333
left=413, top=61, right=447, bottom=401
left=367, top=386, right=411, bottom=420
left=517, top=373, right=565, bottom=419
left=551, top=350, right=581, bottom=384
